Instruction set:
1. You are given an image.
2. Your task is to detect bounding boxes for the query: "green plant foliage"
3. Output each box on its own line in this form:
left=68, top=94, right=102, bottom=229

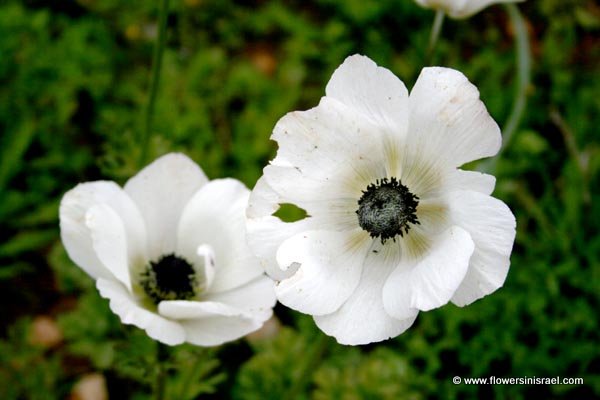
left=313, top=347, right=422, bottom=400
left=165, top=346, right=226, bottom=399
left=234, top=326, right=315, bottom=399
left=0, top=0, right=598, bottom=398
left=0, top=319, right=64, bottom=400
left=58, top=290, right=122, bottom=369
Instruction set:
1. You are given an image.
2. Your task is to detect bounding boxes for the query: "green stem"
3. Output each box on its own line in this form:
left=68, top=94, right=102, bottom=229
left=286, top=334, right=329, bottom=399
left=510, top=182, right=568, bottom=252
left=140, top=0, right=170, bottom=167
left=177, top=349, right=205, bottom=399
left=483, top=3, right=530, bottom=173
left=155, top=343, right=170, bottom=400
left=500, top=3, right=531, bottom=151
left=426, top=10, right=445, bottom=65
left=549, top=108, right=591, bottom=205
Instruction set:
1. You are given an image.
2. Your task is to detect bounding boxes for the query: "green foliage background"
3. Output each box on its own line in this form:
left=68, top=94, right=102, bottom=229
left=0, top=0, right=598, bottom=398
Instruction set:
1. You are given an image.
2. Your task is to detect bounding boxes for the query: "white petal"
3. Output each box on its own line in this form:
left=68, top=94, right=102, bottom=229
left=177, top=178, right=262, bottom=292
left=246, top=215, right=313, bottom=280
left=261, top=165, right=359, bottom=231
left=158, top=300, right=252, bottom=319
left=96, top=278, right=185, bottom=346
left=204, top=276, right=276, bottom=322
left=414, top=0, right=513, bottom=18
left=262, top=164, right=353, bottom=203
left=60, top=181, right=147, bottom=280
left=246, top=176, right=319, bottom=281
left=447, top=190, right=516, bottom=306
left=158, top=300, right=263, bottom=346
left=86, top=204, right=131, bottom=291
left=124, top=153, right=208, bottom=260
left=275, top=229, right=371, bottom=316
left=195, top=244, right=216, bottom=289
left=408, top=67, right=501, bottom=169
left=455, top=0, right=519, bottom=17
left=267, top=93, right=408, bottom=231
left=383, top=226, right=474, bottom=319
left=270, top=96, right=386, bottom=193
left=325, top=54, right=410, bottom=141
left=182, top=317, right=263, bottom=347
left=444, top=169, right=496, bottom=195
left=439, top=0, right=522, bottom=19
left=246, top=175, right=280, bottom=219
left=314, top=241, right=418, bottom=345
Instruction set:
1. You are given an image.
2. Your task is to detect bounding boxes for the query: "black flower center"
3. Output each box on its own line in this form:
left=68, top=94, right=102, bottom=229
left=356, top=177, right=420, bottom=244
left=140, top=254, right=197, bottom=304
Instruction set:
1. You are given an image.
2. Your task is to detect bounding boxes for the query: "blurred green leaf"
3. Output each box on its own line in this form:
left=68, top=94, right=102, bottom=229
left=0, top=230, right=55, bottom=258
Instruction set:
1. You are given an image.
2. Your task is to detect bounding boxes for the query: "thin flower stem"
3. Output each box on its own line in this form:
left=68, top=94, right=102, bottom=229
left=140, top=0, right=170, bottom=168
left=426, top=10, right=445, bottom=65
left=286, top=334, right=330, bottom=399
left=177, top=349, right=206, bottom=399
left=510, top=182, right=569, bottom=253
left=501, top=4, right=531, bottom=151
left=549, top=108, right=591, bottom=205
left=483, top=3, right=531, bottom=173
left=154, top=342, right=170, bottom=400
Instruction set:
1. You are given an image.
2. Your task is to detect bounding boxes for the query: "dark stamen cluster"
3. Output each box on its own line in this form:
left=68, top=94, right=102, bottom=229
left=356, top=177, right=420, bottom=244
left=140, top=254, right=196, bottom=304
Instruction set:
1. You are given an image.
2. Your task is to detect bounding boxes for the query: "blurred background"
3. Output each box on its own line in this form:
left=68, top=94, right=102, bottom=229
left=0, top=0, right=598, bottom=399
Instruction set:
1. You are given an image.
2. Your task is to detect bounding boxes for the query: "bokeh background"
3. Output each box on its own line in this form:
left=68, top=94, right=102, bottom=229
left=0, top=0, right=598, bottom=399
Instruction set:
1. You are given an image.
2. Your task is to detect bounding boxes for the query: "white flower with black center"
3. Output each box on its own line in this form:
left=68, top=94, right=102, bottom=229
left=60, top=153, right=276, bottom=346
left=415, top=0, right=523, bottom=19
left=246, top=55, right=516, bottom=345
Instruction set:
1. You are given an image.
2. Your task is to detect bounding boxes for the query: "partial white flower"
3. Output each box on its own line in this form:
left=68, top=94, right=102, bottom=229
left=415, top=0, right=523, bottom=19
left=60, top=153, right=276, bottom=346
left=247, top=55, right=516, bottom=345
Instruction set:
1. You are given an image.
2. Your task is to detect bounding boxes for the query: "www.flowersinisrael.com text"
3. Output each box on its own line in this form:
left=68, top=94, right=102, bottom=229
left=452, top=376, right=584, bottom=385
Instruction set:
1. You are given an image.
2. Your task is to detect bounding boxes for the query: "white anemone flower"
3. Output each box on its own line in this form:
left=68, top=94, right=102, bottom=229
left=247, top=55, right=516, bottom=345
left=415, top=0, right=523, bottom=19
left=60, top=153, right=276, bottom=346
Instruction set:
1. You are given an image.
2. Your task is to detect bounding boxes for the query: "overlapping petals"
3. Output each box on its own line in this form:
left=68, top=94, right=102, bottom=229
left=60, top=153, right=276, bottom=346
left=247, top=54, right=516, bottom=345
